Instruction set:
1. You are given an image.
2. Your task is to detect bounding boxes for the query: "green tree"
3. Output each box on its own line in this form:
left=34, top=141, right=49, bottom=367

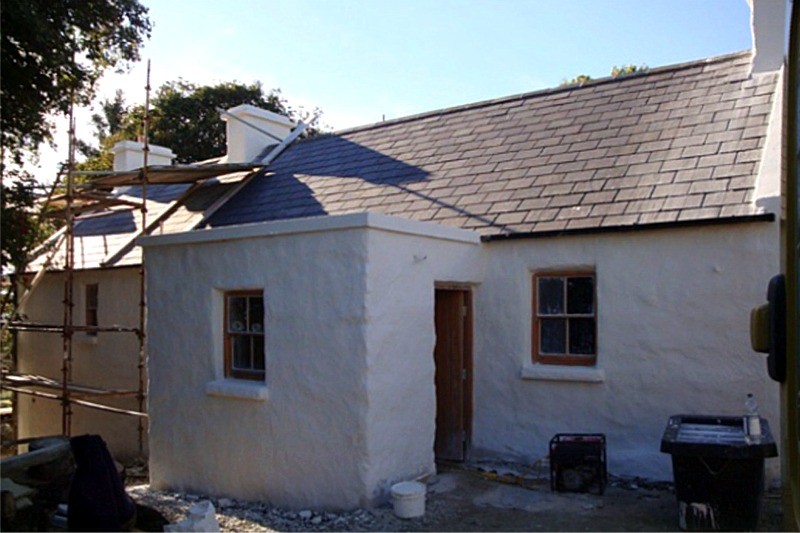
left=0, top=172, right=53, bottom=274
left=79, top=81, right=321, bottom=169
left=560, top=74, right=593, bottom=87
left=560, top=64, right=649, bottom=88
left=145, top=81, right=293, bottom=164
left=91, top=90, right=131, bottom=147
left=75, top=91, right=133, bottom=172
left=1, top=0, right=151, bottom=279
left=1, top=0, right=151, bottom=163
left=611, top=64, right=648, bottom=78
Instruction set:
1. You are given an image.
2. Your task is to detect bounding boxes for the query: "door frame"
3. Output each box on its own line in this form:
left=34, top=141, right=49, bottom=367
left=433, top=282, right=474, bottom=462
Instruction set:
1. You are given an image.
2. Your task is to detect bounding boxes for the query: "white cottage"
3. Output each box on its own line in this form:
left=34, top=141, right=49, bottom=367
left=16, top=1, right=786, bottom=509
left=139, top=49, right=783, bottom=508
left=15, top=105, right=298, bottom=460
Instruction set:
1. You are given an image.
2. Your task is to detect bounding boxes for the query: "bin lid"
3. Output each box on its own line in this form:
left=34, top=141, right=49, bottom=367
left=391, top=481, right=426, bottom=499
left=660, top=414, right=778, bottom=458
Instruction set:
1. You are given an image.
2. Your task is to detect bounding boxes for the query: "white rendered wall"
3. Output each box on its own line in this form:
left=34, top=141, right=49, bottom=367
left=145, top=226, right=371, bottom=509
left=142, top=214, right=481, bottom=509
left=748, top=0, right=787, bottom=75
left=17, top=268, right=145, bottom=460
left=471, top=221, right=781, bottom=482
left=361, top=228, right=483, bottom=499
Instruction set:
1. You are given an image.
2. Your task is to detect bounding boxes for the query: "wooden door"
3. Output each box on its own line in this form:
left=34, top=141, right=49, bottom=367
left=434, top=287, right=472, bottom=462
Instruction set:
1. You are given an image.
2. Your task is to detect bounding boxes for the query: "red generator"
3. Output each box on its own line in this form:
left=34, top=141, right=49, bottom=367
left=549, top=433, right=607, bottom=495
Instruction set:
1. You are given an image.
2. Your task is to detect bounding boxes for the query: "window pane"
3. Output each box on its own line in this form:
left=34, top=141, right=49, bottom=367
left=231, top=335, right=251, bottom=370
left=228, top=296, right=247, bottom=332
left=569, top=318, right=595, bottom=355
left=567, top=277, right=594, bottom=315
left=538, top=278, right=564, bottom=315
left=86, top=284, right=98, bottom=309
left=253, top=336, right=265, bottom=370
left=86, top=284, right=98, bottom=332
left=249, top=296, right=264, bottom=333
left=540, top=318, right=566, bottom=354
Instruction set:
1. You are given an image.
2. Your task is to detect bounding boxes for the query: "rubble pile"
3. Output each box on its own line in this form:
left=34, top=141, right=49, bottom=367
left=127, top=485, right=456, bottom=532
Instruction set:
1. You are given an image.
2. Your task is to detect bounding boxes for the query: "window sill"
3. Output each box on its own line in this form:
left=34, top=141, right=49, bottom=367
left=521, top=364, right=605, bottom=383
left=205, top=379, right=269, bottom=401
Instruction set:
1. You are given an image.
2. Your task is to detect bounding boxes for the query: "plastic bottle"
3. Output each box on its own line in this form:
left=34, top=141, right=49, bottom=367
left=744, top=393, right=762, bottom=444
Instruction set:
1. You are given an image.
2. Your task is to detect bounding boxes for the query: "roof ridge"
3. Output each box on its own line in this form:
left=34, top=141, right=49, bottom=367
left=316, top=49, right=752, bottom=139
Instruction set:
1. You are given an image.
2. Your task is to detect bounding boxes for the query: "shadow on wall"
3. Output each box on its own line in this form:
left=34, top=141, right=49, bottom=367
left=204, top=136, right=508, bottom=232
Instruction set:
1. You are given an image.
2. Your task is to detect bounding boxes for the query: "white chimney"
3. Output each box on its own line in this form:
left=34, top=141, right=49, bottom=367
left=748, top=0, right=787, bottom=75
left=111, top=140, right=176, bottom=171
left=222, top=104, right=295, bottom=163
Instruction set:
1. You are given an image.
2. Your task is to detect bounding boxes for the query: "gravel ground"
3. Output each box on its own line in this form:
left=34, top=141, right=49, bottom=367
left=126, top=463, right=673, bottom=532
left=128, top=483, right=460, bottom=532
left=126, top=463, right=784, bottom=532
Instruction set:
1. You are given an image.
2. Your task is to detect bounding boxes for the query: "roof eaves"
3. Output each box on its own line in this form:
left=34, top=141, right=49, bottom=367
left=481, top=212, right=775, bottom=242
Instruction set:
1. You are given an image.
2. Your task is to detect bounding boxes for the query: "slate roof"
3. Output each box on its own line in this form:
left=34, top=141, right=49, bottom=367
left=207, top=51, right=777, bottom=236
left=29, top=51, right=779, bottom=273
left=28, top=182, right=235, bottom=271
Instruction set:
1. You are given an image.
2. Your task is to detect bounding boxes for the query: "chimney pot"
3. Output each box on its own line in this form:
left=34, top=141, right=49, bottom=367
left=748, top=0, right=787, bottom=75
left=111, top=140, right=176, bottom=171
left=222, top=104, right=295, bottom=163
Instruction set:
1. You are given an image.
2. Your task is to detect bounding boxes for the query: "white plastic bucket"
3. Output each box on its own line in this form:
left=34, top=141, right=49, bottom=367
left=390, top=481, right=426, bottom=519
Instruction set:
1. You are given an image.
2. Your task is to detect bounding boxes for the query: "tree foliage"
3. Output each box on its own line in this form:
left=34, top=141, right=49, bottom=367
left=145, top=81, right=295, bottom=164
left=0, top=0, right=151, bottom=162
left=1, top=0, right=148, bottom=278
left=560, top=74, right=594, bottom=87
left=91, top=90, right=130, bottom=146
left=75, top=91, right=131, bottom=172
left=561, top=64, right=649, bottom=87
left=0, top=172, right=53, bottom=274
left=611, top=64, right=648, bottom=78
left=79, top=81, right=320, bottom=168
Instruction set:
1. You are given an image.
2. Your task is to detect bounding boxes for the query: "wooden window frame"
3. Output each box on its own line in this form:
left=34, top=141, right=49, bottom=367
left=85, top=283, right=99, bottom=336
left=224, top=290, right=266, bottom=381
left=532, top=271, right=597, bottom=366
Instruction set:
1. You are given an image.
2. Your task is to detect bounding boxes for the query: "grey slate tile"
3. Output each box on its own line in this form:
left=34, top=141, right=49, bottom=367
left=663, top=195, right=704, bottom=210
left=639, top=211, right=680, bottom=224
left=703, top=191, right=747, bottom=207
left=689, top=179, right=730, bottom=194
left=653, top=183, right=691, bottom=198
left=678, top=207, right=722, bottom=220
left=195, top=51, right=775, bottom=240
left=602, top=214, right=640, bottom=226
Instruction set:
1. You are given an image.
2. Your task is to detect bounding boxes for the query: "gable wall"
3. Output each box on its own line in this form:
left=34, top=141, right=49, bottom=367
left=16, top=267, right=144, bottom=460
left=472, top=220, right=781, bottom=482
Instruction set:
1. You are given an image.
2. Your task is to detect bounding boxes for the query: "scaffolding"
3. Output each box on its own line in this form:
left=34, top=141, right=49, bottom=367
left=1, top=69, right=154, bottom=454
left=1, top=65, right=308, bottom=455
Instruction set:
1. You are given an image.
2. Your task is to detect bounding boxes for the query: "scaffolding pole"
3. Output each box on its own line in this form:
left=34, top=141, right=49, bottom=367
left=2, top=59, right=306, bottom=458
left=136, top=60, right=152, bottom=455
left=61, top=103, right=76, bottom=437
left=2, top=67, right=153, bottom=456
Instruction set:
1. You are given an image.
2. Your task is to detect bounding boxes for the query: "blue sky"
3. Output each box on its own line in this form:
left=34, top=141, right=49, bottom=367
left=33, top=0, right=753, bottom=180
